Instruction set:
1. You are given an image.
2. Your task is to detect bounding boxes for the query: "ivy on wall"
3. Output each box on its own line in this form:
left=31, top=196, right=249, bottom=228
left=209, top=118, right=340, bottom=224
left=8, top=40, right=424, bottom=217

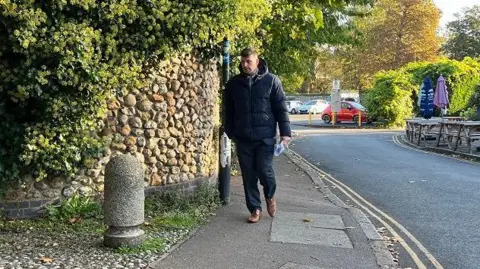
left=0, top=0, right=268, bottom=186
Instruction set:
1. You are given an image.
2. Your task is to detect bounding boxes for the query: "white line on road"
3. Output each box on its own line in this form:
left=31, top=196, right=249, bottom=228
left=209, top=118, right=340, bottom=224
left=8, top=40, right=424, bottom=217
left=289, top=149, right=444, bottom=269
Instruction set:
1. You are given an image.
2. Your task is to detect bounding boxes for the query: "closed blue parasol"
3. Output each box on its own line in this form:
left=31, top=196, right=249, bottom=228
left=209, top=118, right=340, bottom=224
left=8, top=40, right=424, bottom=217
left=419, top=77, right=434, bottom=119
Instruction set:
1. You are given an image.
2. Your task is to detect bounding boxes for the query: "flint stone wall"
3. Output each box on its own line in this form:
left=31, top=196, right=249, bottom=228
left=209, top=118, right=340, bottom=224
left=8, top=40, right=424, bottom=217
left=3, top=53, right=220, bottom=203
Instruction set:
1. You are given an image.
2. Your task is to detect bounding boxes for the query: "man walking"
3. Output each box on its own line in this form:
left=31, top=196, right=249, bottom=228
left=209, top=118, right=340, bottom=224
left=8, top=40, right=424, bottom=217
left=224, top=47, right=291, bottom=223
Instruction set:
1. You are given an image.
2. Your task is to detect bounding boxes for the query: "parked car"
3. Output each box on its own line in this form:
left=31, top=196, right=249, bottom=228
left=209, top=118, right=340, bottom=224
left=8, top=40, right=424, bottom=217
left=286, top=100, right=303, bottom=114
left=298, top=100, right=329, bottom=114
left=321, top=101, right=369, bottom=123
left=342, top=97, right=357, bottom=102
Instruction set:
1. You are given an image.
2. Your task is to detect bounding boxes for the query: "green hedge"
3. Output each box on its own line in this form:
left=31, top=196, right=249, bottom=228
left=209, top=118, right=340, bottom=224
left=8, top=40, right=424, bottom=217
left=364, top=70, right=415, bottom=128
left=403, top=58, right=480, bottom=115
left=0, top=1, right=268, bottom=187
left=365, top=58, right=480, bottom=127
left=460, top=84, right=480, bottom=120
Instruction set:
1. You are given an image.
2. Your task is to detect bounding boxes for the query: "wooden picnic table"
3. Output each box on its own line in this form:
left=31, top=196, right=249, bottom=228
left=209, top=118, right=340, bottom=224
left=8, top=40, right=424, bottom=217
left=406, top=117, right=480, bottom=153
left=442, top=116, right=466, bottom=121
left=436, top=121, right=480, bottom=153
left=405, top=119, right=441, bottom=146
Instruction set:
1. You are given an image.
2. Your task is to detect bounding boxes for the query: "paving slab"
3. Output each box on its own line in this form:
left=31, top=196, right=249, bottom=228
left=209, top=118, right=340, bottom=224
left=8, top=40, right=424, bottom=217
left=270, top=211, right=353, bottom=249
left=273, top=211, right=346, bottom=230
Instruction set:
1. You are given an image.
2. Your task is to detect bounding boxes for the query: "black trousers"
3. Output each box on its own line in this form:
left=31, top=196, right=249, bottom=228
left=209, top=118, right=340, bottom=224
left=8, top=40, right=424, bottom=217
left=236, top=140, right=276, bottom=213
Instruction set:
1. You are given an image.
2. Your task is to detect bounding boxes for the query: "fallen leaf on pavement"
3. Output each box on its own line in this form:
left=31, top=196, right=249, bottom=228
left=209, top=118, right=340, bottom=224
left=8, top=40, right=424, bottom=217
left=40, top=257, right=53, bottom=263
left=67, top=217, right=82, bottom=225
left=391, top=237, right=401, bottom=243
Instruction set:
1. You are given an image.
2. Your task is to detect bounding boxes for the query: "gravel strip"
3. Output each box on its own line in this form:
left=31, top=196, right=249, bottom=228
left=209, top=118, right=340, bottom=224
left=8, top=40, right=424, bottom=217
left=0, top=228, right=190, bottom=269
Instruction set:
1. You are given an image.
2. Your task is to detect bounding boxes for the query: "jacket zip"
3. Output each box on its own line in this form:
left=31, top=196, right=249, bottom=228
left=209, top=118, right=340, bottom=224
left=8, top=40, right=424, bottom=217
left=248, top=77, right=253, bottom=140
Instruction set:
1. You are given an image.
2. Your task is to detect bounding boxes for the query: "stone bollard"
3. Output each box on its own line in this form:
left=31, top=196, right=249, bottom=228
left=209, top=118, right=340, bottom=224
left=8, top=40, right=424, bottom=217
left=103, top=154, right=145, bottom=248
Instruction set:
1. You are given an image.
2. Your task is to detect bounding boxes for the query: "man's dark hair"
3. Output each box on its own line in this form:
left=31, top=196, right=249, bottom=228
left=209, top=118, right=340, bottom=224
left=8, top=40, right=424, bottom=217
left=240, top=47, right=258, bottom=57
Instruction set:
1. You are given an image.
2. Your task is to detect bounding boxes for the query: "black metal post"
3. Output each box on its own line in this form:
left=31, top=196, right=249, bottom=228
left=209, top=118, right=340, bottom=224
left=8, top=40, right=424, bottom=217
left=218, top=37, right=231, bottom=204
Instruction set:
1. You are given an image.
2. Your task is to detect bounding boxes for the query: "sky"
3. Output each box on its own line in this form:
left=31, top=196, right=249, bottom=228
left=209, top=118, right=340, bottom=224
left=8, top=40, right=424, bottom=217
left=433, top=0, right=478, bottom=28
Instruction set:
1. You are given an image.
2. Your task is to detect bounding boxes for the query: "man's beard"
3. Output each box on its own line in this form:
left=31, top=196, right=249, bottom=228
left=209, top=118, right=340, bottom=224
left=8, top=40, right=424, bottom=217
left=243, top=68, right=257, bottom=76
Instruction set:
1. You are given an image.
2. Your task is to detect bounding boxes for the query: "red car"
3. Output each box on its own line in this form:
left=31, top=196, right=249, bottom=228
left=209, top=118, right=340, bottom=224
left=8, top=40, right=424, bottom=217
left=321, top=101, right=369, bottom=124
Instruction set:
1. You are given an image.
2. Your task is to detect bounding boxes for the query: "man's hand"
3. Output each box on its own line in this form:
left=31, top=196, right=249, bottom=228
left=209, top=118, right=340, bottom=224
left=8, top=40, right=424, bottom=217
left=280, top=136, right=292, bottom=147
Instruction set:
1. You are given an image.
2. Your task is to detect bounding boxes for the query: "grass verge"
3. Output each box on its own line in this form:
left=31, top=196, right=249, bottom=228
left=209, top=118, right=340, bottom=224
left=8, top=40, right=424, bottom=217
left=0, top=181, right=220, bottom=256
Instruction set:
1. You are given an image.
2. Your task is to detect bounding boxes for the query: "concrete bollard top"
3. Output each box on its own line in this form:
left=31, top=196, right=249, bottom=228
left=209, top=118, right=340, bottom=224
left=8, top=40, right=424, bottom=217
left=105, top=154, right=144, bottom=180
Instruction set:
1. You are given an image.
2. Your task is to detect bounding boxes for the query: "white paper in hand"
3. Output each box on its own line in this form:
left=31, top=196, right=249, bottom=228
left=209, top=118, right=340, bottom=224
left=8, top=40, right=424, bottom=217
left=274, top=142, right=285, bottom=156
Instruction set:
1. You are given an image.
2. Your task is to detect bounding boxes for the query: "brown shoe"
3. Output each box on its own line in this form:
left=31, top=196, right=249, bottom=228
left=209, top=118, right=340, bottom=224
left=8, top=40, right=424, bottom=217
left=266, top=198, right=277, bottom=217
left=248, top=209, right=261, bottom=223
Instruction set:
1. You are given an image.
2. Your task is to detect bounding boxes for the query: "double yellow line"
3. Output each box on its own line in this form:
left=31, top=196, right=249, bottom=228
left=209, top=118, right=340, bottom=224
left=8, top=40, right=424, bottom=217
left=288, top=149, right=444, bottom=269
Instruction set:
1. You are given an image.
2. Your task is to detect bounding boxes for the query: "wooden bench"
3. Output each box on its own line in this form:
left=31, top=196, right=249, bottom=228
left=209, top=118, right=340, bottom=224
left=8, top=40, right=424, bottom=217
left=438, top=121, right=480, bottom=153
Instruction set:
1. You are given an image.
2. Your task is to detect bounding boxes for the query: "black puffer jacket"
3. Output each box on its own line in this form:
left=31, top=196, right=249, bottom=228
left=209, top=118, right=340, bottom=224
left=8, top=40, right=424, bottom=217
left=224, top=58, right=291, bottom=142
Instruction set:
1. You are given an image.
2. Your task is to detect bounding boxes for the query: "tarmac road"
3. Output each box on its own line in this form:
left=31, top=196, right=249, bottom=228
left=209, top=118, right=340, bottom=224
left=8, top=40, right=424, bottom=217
left=289, top=126, right=480, bottom=269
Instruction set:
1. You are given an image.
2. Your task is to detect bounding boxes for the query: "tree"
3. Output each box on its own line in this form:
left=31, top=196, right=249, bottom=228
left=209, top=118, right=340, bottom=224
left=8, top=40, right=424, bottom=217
left=259, top=0, right=373, bottom=92
left=338, top=0, right=441, bottom=91
left=308, top=47, right=343, bottom=94
left=442, top=5, right=480, bottom=60
left=199, top=0, right=374, bottom=93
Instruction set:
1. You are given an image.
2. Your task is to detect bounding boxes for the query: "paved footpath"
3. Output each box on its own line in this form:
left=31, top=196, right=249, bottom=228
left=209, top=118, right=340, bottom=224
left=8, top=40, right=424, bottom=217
left=150, top=152, right=396, bottom=269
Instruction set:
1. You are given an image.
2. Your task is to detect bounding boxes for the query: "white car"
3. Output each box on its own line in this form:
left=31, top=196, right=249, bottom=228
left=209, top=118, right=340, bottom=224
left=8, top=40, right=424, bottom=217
left=286, top=100, right=303, bottom=114
left=298, top=100, right=329, bottom=114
